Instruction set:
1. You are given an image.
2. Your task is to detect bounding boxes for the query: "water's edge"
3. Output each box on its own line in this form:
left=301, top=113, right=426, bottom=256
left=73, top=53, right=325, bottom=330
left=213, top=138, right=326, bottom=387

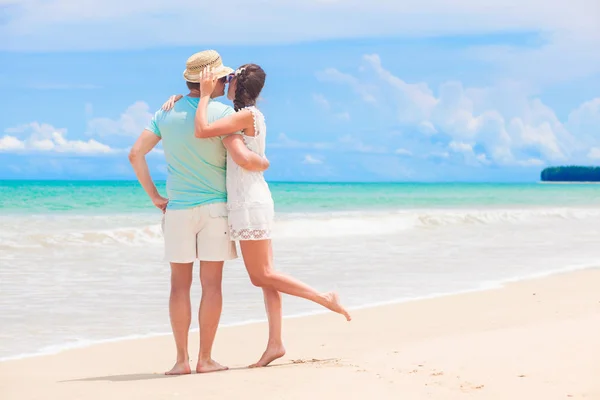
left=2, top=261, right=597, bottom=364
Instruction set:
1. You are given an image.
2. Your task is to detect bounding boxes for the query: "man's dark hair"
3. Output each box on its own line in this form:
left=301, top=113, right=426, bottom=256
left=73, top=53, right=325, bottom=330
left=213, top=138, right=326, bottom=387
left=186, top=81, right=200, bottom=91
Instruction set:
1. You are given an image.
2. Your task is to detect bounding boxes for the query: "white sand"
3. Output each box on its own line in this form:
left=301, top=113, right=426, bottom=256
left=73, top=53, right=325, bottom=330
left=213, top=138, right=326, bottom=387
left=1, top=269, right=599, bottom=399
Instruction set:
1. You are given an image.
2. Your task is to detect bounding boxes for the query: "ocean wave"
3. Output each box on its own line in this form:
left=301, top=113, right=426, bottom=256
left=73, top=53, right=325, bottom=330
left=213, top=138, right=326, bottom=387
left=274, top=207, right=600, bottom=238
left=43, top=225, right=164, bottom=246
left=1, top=207, right=599, bottom=247
left=0, top=225, right=164, bottom=249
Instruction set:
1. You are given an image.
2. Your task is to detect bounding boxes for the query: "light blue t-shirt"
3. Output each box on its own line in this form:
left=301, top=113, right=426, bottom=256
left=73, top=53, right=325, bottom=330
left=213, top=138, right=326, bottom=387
left=146, top=97, right=235, bottom=210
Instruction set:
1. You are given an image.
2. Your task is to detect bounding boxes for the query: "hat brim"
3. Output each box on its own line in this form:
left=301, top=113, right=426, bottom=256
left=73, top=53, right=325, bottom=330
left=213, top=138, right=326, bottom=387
left=183, top=65, right=234, bottom=83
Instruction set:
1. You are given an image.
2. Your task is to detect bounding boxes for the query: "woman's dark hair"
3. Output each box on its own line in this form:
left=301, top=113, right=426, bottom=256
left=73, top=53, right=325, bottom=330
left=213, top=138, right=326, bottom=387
left=233, top=64, right=266, bottom=111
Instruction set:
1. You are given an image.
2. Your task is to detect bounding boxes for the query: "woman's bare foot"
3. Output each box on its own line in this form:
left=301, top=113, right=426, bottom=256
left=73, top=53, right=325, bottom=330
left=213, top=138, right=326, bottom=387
left=196, top=359, right=229, bottom=373
left=249, top=343, right=286, bottom=368
left=323, top=292, right=352, bottom=321
left=165, top=361, right=191, bottom=375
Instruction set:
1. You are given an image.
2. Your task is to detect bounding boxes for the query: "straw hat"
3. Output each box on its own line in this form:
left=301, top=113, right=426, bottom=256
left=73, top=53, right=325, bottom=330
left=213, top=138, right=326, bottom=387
left=183, top=50, right=233, bottom=83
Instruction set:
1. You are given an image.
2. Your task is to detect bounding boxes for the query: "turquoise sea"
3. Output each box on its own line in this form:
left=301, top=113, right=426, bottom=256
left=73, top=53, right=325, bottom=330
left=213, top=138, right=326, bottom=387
left=1, top=180, right=600, bottom=361
left=3, top=180, right=600, bottom=214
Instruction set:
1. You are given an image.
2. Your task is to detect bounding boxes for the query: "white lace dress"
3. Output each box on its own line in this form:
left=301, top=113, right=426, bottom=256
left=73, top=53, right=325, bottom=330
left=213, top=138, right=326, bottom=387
left=226, top=106, right=274, bottom=241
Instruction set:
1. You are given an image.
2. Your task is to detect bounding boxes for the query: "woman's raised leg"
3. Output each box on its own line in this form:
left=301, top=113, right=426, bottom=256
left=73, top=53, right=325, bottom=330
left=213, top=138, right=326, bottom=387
left=240, top=239, right=351, bottom=321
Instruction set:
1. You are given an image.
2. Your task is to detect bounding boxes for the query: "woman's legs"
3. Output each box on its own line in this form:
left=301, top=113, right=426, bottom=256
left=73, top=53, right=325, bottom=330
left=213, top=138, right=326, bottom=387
left=250, top=241, right=285, bottom=367
left=240, top=239, right=351, bottom=321
left=250, top=287, right=286, bottom=367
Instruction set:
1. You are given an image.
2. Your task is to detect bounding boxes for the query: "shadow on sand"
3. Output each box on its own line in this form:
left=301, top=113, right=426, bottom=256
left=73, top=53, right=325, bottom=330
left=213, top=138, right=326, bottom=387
left=60, top=358, right=338, bottom=383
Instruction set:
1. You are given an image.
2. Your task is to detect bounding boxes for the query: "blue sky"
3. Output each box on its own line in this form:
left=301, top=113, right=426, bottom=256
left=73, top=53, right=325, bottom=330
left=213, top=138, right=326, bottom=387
left=1, top=0, right=599, bottom=182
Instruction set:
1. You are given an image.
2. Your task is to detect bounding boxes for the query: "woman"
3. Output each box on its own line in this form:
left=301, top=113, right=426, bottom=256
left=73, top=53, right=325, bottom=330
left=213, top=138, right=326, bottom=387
left=162, top=64, right=351, bottom=367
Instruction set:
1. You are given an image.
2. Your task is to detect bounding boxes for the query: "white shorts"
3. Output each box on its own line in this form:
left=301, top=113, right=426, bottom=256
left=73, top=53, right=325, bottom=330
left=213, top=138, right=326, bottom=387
left=161, top=203, right=238, bottom=263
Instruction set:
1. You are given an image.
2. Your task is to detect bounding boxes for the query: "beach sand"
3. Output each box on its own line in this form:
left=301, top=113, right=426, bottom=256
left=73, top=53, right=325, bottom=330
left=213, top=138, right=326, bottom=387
left=1, top=269, right=599, bottom=400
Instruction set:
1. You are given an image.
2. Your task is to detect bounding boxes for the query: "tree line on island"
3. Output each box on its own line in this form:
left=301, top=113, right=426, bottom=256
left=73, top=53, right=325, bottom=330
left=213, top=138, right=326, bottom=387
left=541, top=166, right=600, bottom=182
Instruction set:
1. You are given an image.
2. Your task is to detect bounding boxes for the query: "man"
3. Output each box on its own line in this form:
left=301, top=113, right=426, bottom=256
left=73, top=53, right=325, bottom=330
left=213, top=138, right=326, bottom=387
left=129, top=49, right=269, bottom=375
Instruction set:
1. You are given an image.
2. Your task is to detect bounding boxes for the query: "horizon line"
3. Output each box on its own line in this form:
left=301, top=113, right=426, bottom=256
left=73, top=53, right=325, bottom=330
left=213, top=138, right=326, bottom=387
left=0, top=178, right=542, bottom=184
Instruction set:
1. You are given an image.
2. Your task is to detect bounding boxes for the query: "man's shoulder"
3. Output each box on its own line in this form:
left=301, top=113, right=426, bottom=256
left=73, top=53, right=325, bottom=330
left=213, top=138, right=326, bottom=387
left=159, top=98, right=192, bottom=119
left=153, top=108, right=167, bottom=119
left=209, top=100, right=233, bottom=110
left=208, top=100, right=235, bottom=117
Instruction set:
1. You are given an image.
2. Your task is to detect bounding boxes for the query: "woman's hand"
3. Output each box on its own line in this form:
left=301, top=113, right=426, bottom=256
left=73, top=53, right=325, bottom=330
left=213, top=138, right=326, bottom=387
left=200, top=67, right=217, bottom=96
left=161, top=95, right=183, bottom=111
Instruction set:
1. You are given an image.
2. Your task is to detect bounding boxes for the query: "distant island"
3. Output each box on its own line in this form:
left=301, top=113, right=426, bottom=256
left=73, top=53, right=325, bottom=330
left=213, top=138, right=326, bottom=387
left=541, top=166, right=600, bottom=182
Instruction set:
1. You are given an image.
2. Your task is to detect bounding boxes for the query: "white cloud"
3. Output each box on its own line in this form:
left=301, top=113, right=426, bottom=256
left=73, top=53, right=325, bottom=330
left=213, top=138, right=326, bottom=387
left=271, top=132, right=389, bottom=155
left=469, top=31, right=600, bottom=86
left=419, top=121, right=437, bottom=135
left=316, top=68, right=377, bottom=103
left=270, top=133, right=332, bottom=150
left=84, top=103, right=94, bottom=118
left=25, top=83, right=101, bottom=90
left=566, top=98, right=600, bottom=153
left=0, top=136, right=26, bottom=151
left=395, top=148, right=412, bottom=156
left=448, top=141, right=474, bottom=153
left=448, top=141, right=491, bottom=166
left=588, top=148, right=600, bottom=160
left=335, top=112, right=351, bottom=121
left=313, top=94, right=331, bottom=110
left=338, top=135, right=387, bottom=154
left=1, top=0, right=598, bottom=54
left=312, top=94, right=350, bottom=121
left=271, top=133, right=302, bottom=149
left=324, top=54, right=596, bottom=167
left=568, top=98, right=600, bottom=129
left=516, top=158, right=545, bottom=167
left=428, top=151, right=450, bottom=159
left=363, top=54, right=437, bottom=122
left=302, top=154, right=323, bottom=165
left=86, top=101, right=153, bottom=137
left=476, top=153, right=491, bottom=165
left=1, top=122, right=114, bottom=155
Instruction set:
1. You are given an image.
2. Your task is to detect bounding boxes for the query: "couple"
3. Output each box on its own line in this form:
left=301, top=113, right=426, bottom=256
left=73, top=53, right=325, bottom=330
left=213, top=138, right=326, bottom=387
left=129, top=49, right=351, bottom=375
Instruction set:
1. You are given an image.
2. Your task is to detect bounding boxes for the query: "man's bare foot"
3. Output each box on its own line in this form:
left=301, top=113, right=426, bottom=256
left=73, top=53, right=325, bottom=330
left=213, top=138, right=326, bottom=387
left=196, top=359, right=229, bottom=373
left=249, top=343, right=286, bottom=368
left=323, top=292, right=352, bottom=321
left=165, top=361, right=191, bottom=375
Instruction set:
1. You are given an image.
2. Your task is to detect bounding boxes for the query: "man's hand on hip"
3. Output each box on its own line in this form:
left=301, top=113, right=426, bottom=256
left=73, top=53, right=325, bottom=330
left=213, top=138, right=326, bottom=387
left=152, top=195, right=169, bottom=213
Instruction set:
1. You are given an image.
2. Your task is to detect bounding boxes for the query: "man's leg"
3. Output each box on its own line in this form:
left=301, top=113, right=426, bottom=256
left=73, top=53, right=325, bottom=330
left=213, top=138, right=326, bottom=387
left=166, top=262, right=194, bottom=375
left=196, top=260, right=228, bottom=373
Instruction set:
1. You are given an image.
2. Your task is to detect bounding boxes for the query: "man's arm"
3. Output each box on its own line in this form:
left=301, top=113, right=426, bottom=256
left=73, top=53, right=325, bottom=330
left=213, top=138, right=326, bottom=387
left=128, top=130, right=168, bottom=212
left=222, top=135, right=270, bottom=172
